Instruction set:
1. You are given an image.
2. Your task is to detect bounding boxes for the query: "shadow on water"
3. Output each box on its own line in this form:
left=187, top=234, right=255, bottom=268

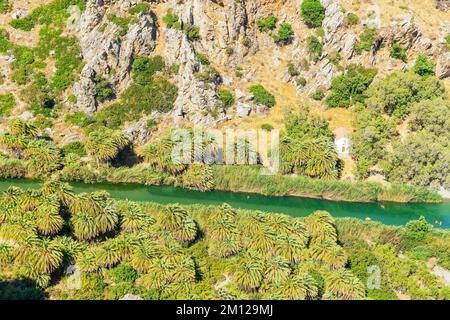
left=0, top=179, right=449, bottom=228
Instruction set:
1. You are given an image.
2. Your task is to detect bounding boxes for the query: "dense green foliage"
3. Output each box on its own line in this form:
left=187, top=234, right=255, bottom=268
left=1, top=182, right=446, bottom=300
left=280, top=110, right=339, bottom=179
left=301, top=0, right=325, bottom=28
left=0, top=0, right=11, bottom=14
left=413, top=54, right=435, bottom=77
left=257, top=16, right=278, bottom=33
left=0, top=93, right=16, bottom=116
left=306, top=36, right=322, bottom=62
left=390, top=43, right=407, bottom=62
left=10, top=0, right=86, bottom=31
left=250, top=85, right=276, bottom=107
left=352, top=71, right=448, bottom=187
left=272, top=23, right=294, bottom=44
left=355, top=28, right=377, bottom=54
left=218, top=89, right=235, bottom=109
left=326, top=65, right=377, bottom=108
left=346, top=13, right=359, bottom=26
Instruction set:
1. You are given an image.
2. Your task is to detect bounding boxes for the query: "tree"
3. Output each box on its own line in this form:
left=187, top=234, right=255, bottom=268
left=324, top=269, right=365, bottom=300
left=326, top=65, right=377, bottom=108
left=306, top=35, right=322, bottom=62
left=272, top=23, right=294, bottom=44
left=250, top=85, right=276, bottom=107
left=301, top=0, right=325, bottom=27
left=414, top=53, right=435, bottom=77
left=264, top=255, right=291, bottom=284
left=85, top=126, right=128, bottom=165
left=234, top=257, right=264, bottom=291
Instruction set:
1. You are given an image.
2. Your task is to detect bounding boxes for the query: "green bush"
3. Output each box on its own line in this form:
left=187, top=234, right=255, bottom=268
left=0, top=93, right=16, bottom=116
left=311, top=90, right=324, bottom=101
left=404, top=216, right=432, bottom=242
left=287, top=63, right=300, bottom=76
left=195, top=52, right=210, bottom=65
left=132, top=55, right=165, bottom=85
left=326, top=65, right=377, bottom=108
left=346, top=12, right=359, bottom=25
left=296, top=77, right=307, bottom=86
left=187, top=26, right=201, bottom=41
left=250, top=85, right=276, bottom=107
left=94, top=75, right=114, bottom=102
left=355, top=28, right=377, bottom=54
left=413, top=54, right=435, bottom=77
left=128, top=3, right=150, bottom=15
left=225, top=47, right=234, bottom=55
left=272, top=23, right=294, bottom=44
left=64, top=112, right=94, bottom=127
left=257, top=16, right=278, bottom=33
left=301, top=0, right=325, bottom=27
left=218, top=89, right=235, bottom=109
left=62, top=141, right=87, bottom=157
left=261, top=123, right=274, bottom=132
left=0, top=0, right=12, bottom=14
left=163, top=10, right=181, bottom=30
left=306, top=35, right=322, bottom=62
left=107, top=14, right=131, bottom=37
left=390, top=43, right=407, bottom=62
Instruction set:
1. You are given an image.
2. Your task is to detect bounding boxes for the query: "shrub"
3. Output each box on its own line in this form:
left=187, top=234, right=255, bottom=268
left=272, top=23, right=294, bottom=44
left=62, top=141, right=87, bottom=157
left=296, top=77, right=307, bottom=86
left=195, top=52, right=210, bottom=65
left=64, top=112, right=94, bottom=127
left=187, top=26, right=201, bottom=41
left=218, top=89, right=235, bottom=109
left=390, top=43, right=407, bottom=62
left=132, top=55, right=165, bottom=85
left=306, top=35, right=322, bottom=62
left=0, top=0, right=12, bottom=14
left=257, top=16, right=278, bottom=33
left=225, top=47, right=234, bottom=55
left=287, top=63, right=300, bottom=76
left=128, top=3, right=150, bottom=15
left=146, top=118, right=157, bottom=130
left=413, top=54, right=435, bottom=77
left=107, top=14, right=131, bottom=37
left=301, top=0, right=325, bottom=27
left=162, top=10, right=181, bottom=29
left=355, top=28, right=377, bottom=54
left=311, top=90, right=324, bottom=101
left=404, top=216, right=432, bottom=242
left=250, top=85, right=276, bottom=107
left=0, top=93, right=16, bottom=116
left=94, top=75, right=114, bottom=102
left=346, top=12, right=359, bottom=25
left=326, top=65, right=377, bottom=108
left=261, top=123, right=274, bottom=132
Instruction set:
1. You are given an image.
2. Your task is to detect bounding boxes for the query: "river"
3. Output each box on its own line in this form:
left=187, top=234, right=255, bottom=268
left=1, top=179, right=449, bottom=228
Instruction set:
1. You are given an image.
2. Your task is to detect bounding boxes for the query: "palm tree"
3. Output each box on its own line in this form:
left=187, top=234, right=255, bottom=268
left=310, top=240, right=348, bottom=269
left=71, top=213, right=99, bottom=240
left=177, top=163, right=214, bottom=191
left=171, top=255, right=196, bottom=283
left=96, top=240, right=121, bottom=267
left=275, top=234, right=307, bottom=264
left=159, top=204, right=186, bottom=231
left=0, top=242, right=14, bottom=266
left=41, top=179, right=75, bottom=207
left=173, top=217, right=197, bottom=242
left=234, top=256, right=264, bottom=291
left=35, top=203, right=63, bottom=235
left=304, top=211, right=337, bottom=243
left=118, top=201, right=154, bottom=232
left=76, top=248, right=98, bottom=272
left=274, top=273, right=318, bottom=300
left=130, top=239, right=159, bottom=272
left=264, top=255, right=291, bottom=284
left=141, top=136, right=187, bottom=174
left=8, top=119, right=38, bottom=137
left=324, top=269, right=365, bottom=300
left=85, top=126, right=129, bottom=166
left=31, top=238, right=64, bottom=273
left=18, top=262, right=51, bottom=288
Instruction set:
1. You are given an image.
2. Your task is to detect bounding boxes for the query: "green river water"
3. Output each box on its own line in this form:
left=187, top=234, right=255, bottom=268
left=1, top=179, right=449, bottom=228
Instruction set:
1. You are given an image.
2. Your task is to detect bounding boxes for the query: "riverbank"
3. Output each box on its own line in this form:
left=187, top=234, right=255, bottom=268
left=211, top=165, right=442, bottom=204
